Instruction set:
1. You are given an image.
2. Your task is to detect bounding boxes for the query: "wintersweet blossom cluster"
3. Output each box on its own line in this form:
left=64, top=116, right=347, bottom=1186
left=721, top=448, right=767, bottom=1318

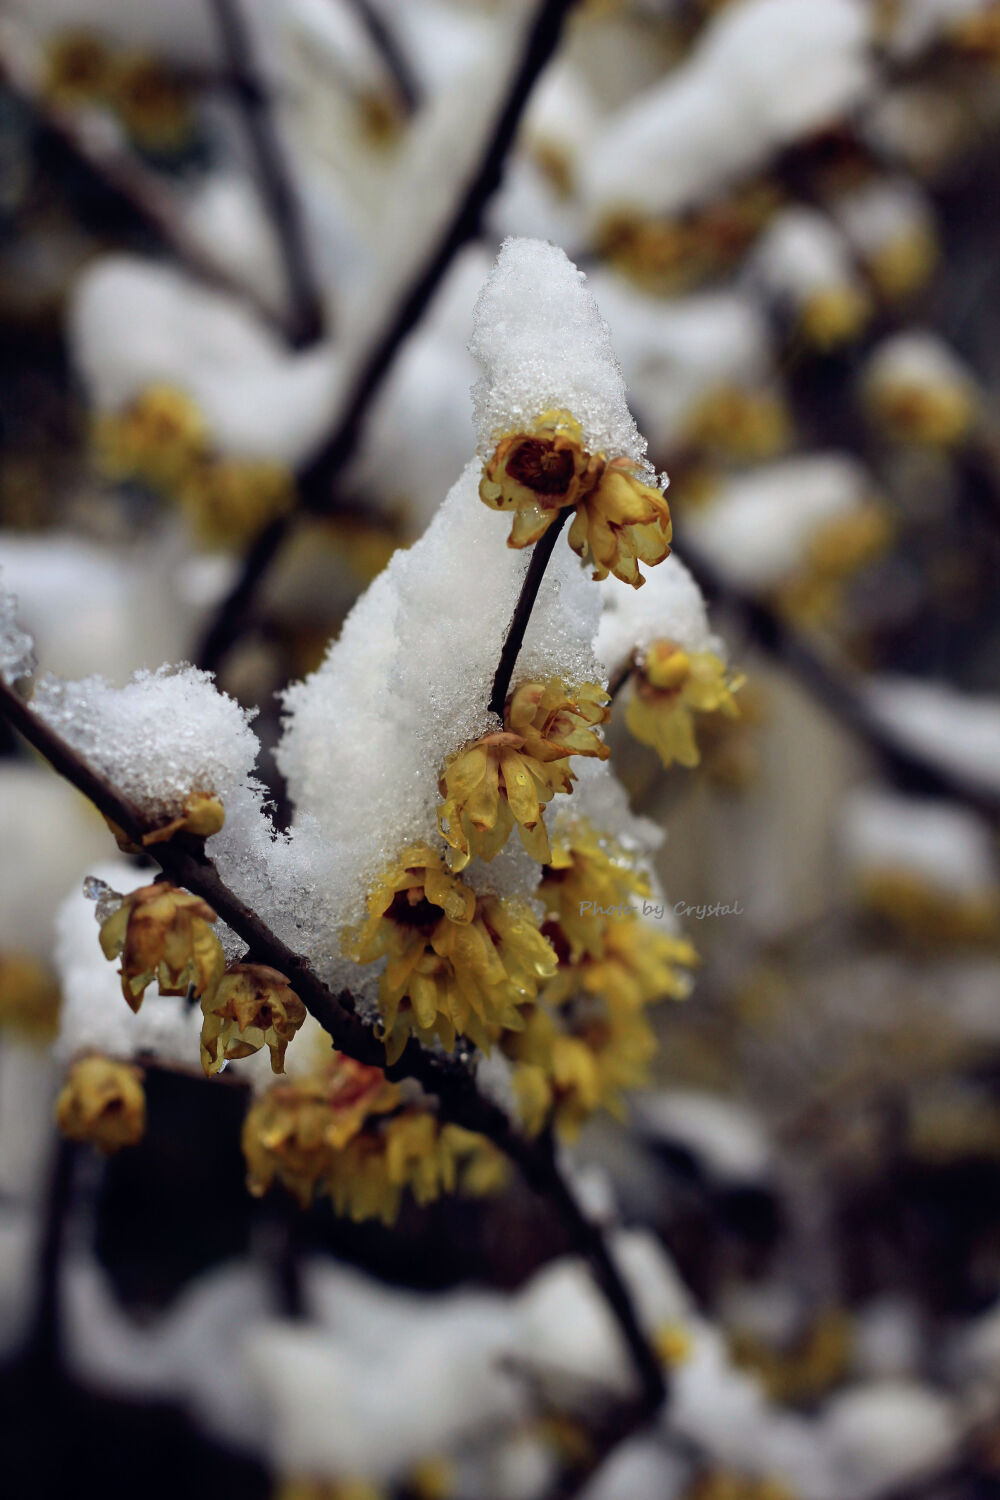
left=3, top=239, right=743, bottom=1215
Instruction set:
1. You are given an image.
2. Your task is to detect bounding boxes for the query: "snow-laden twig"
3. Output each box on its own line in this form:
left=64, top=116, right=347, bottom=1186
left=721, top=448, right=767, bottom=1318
left=207, top=0, right=325, bottom=348
left=0, top=671, right=666, bottom=1423
left=197, top=0, right=582, bottom=673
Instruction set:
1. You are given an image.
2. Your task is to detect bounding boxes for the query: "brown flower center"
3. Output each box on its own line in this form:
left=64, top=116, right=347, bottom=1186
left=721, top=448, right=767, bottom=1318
left=507, top=439, right=576, bottom=496
left=388, top=890, right=441, bottom=934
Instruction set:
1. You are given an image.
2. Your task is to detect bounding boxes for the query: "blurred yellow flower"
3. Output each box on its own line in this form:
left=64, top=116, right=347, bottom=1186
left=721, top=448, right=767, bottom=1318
left=56, top=1054, right=146, bottom=1154
left=0, top=952, right=61, bottom=1044
left=43, top=33, right=113, bottom=109
left=539, top=819, right=652, bottom=961
left=94, top=385, right=206, bottom=492
left=625, top=641, right=743, bottom=769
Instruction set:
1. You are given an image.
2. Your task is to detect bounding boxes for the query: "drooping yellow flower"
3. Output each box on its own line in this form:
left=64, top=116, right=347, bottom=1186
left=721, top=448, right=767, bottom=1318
left=507, top=678, right=611, bottom=764
left=56, top=1055, right=146, bottom=1154
left=0, top=952, right=61, bottom=1044
left=200, top=964, right=307, bottom=1077
left=509, top=1003, right=658, bottom=1140
left=480, top=411, right=671, bottom=587
left=243, top=1054, right=400, bottom=1208
left=108, top=54, right=196, bottom=154
left=683, top=386, right=791, bottom=461
left=798, top=285, right=872, bottom=351
left=625, top=641, right=743, bottom=769
left=438, top=731, right=561, bottom=869
left=776, top=505, right=892, bottom=625
left=540, top=919, right=696, bottom=1020
left=177, top=455, right=295, bottom=549
left=94, top=385, right=207, bottom=493
left=538, top=819, right=652, bottom=961
left=43, top=33, right=113, bottom=109
left=98, top=882, right=225, bottom=1012
left=344, top=844, right=556, bottom=1062
left=438, top=680, right=610, bottom=870
left=858, top=868, right=1000, bottom=947
left=864, top=373, right=977, bottom=448
left=244, top=1057, right=505, bottom=1223
left=865, top=229, right=937, bottom=302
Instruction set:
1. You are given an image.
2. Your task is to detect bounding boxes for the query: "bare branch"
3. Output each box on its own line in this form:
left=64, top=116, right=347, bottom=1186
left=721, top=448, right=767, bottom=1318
left=207, top=0, right=325, bottom=348
left=0, top=671, right=665, bottom=1418
left=197, top=0, right=582, bottom=673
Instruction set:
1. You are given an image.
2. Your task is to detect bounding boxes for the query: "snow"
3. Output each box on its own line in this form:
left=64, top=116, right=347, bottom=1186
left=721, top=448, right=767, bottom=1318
left=682, top=454, right=876, bottom=590
left=866, top=677, right=1000, bottom=798
left=470, top=238, right=653, bottom=474
left=581, top=0, right=873, bottom=220
left=840, top=787, right=998, bottom=896
left=596, top=553, right=720, bottom=678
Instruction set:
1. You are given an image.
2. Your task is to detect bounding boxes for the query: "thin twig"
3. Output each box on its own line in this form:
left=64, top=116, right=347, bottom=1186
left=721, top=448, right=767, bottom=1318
left=490, top=510, right=572, bottom=717
left=342, top=0, right=421, bottom=113
left=0, top=673, right=665, bottom=1417
left=207, top=0, right=324, bottom=348
left=197, top=0, right=582, bottom=673
left=0, top=37, right=292, bottom=338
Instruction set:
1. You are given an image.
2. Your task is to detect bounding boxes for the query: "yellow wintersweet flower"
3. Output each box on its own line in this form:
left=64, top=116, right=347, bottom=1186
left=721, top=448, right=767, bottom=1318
left=798, top=285, right=872, bottom=352
left=866, top=229, right=937, bottom=303
left=98, top=881, right=225, bottom=1012
left=625, top=641, right=743, bottom=770
left=276, top=1476, right=385, bottom=1500
left=343, top=844, right=556, bottom=1062
left=438, top=680, right=609, bottom=870
left=243, top=1054, right=400, bottom=1208
left=509, top=1005, right=657, bottom=1139
left=480, top=410, right=671, bottom=588
left=94, top=385, right=207, bottom=493
left=200, top=963, right=307, bottom=1077
left=43, top=33, right=113, bottom=110
left=683, top=386, right=791, bottom=462
left=776, top=506, right=892, bottom=626
left=539, top=819, right=652, bottom=961
left=858, top=868, right=1000, bottom=947
left=865, top=375, right=977, bottom=448
left=0, top=952, right=61, bottom=1044
left=177, top=455, right=295, bottom=549
left=542, top=918, right=697, bottom=1014
left=139, top=792, right=226, bottom=847
left=109, top=54, right=195, bottom=154
left=56, top=1055, right=146, bottom=1154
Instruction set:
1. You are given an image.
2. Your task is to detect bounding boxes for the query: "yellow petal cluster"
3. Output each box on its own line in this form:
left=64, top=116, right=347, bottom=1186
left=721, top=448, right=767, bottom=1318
left=56, top=1054, right=146, bottom=1154
left=625, top=641, right=743, bottom=769
left=93, top=385, right=294, bottom=548
left=344, top=844, right=556, bottom=1063
left=200, top=964, right=307, bottom=1077
left=437, top=680, right=609, bottom=870
left=43, top=34, right=195, bottom=153
left=683, top=386, right=791, bottom=462
left=243, top=1055, right=505, bottom=1222
left=0, top=952, right=61, bottom=1044
left=505, top=870, right=697, bottom=1140
left=99, top=882, right=225, bottom=1012
left=775, top=507, right=892, bottom=626
left=480, top=411, right=671, bottom=588
left=539, top=819, right=652, bottom=961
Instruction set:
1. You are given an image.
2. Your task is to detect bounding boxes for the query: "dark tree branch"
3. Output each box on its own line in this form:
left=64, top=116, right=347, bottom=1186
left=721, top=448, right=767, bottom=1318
left=0, top=672, right=665, bottom=1418
left=197, top=0, right=582, bottom=673
left=490, top=510, right=572, bottom=717
left=0, top=39, right=293, bottom=338
left=681, top=540, right=1000, bottom=823
left=207, top=0, right=325, bottom=348
left=342, top=0, right=421, bottom=114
